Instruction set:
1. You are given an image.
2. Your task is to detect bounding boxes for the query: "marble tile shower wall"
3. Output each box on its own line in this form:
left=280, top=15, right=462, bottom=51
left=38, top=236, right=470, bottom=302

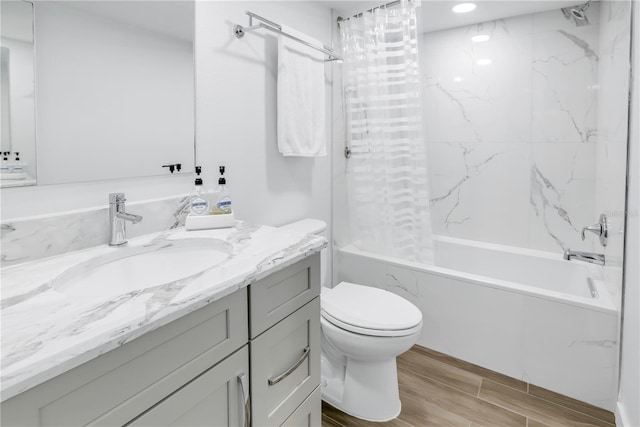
left=1, top=195, right=190, bottom=267
left=423, top=5, right=603, bottom=253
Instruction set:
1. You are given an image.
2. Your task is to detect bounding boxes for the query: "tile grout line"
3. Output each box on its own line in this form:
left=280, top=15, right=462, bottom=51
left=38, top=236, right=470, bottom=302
left=413, top=347, right=529, bottom=393
left=525, top=392, right=615, bottom=425
left=398, top=365, right=483, bottom=399
left=475, top=390, right=545, bottom=426
left=399, top=355, right=486, bottom=396
left=525, top=389, right=615, bottom=426
left=321, top=412, right=347, bottom=427
left=401, top=367, right=528, bottom=426
left=477, top=379, right=616, bottom=427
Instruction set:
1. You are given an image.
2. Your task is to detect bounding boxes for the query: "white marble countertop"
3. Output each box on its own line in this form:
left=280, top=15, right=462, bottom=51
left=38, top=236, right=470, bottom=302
left=0, top=221, right=326, bottom=402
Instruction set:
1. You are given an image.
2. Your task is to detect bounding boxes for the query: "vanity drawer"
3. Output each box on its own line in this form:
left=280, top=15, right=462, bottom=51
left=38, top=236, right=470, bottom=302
left=282, top=386, right=321, bottom=427
left=250, top=253, right=320, bottom=338
left=251, top=297, right=320, bottom=427
left=1, top=288, right=248, bottom=427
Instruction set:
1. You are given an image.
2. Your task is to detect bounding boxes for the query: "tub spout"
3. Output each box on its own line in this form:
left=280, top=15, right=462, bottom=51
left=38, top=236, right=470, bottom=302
left=563, top=249, right=605, bottom=266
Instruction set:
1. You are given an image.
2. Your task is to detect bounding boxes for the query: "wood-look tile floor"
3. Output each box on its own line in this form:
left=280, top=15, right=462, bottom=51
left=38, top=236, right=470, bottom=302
left=321, top=345, right=616, bottom=427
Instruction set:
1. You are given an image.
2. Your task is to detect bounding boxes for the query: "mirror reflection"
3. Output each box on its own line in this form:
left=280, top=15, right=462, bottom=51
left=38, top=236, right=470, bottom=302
left=0, top=1, right=195, bottom=189
left=0, top=1, right=36, bottom=187
left=35, top=1, right=195, bottom=185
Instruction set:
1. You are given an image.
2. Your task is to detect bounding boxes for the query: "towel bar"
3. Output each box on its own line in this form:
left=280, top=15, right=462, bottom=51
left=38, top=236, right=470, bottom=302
left=233, top=11, right=342, bottom=62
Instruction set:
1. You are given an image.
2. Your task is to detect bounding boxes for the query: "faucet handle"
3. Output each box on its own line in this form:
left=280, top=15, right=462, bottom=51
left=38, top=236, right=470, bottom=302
left=581, top=214, right=608, bottom=247
left=581, top=224, right=601, bottom=240
left=109, top=193, right=126, bottom=204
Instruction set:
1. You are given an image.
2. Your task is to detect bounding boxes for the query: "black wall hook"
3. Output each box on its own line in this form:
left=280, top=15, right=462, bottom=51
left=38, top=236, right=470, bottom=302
left=162, top=163, right=183, bottom=174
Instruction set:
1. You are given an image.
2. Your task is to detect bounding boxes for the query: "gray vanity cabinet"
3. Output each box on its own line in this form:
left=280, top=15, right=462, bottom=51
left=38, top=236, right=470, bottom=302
left=0, top=253, right=322, bottom=427
left=1, top=287, right=249, bottom=427
left=249, top=254, right=322, bottom=427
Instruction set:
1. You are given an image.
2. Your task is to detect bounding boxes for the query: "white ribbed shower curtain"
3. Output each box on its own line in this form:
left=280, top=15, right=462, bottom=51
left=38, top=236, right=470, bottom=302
left=341, top=0, right=433, bottom=263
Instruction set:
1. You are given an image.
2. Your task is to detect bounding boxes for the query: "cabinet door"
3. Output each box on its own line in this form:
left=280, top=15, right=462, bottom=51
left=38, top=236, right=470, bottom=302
left=126, top=346, right=249, bottom=427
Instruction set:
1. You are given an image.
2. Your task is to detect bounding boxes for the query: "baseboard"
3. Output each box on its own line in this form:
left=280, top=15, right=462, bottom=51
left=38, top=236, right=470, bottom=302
left=616, top=401, right=631, bottom=427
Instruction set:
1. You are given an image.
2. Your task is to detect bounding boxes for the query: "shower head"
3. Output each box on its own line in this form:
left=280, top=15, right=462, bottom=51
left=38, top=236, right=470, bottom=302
left=561, top=1, right=592, bottom=26
left=569, top=1, right=591, bottom=20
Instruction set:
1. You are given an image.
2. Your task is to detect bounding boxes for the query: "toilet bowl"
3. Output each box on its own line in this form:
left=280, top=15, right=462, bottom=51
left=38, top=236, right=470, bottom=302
left=320, top=282, right=422, bottom=421
left=279, top=219, right=423, bottom=422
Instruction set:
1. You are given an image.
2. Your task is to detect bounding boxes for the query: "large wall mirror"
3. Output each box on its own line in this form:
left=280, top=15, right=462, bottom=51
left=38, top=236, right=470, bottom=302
left=0, top=0, right=195, bottom=188
left=1, top=1, right=36, bottom=187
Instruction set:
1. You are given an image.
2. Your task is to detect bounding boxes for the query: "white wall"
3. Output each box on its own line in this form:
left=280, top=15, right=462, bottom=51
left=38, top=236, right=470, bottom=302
left=617, top=2, right=640, bottom=425
left=1, top=1, right=333, bottom=233
left=194, top=1, right=332, bottom=229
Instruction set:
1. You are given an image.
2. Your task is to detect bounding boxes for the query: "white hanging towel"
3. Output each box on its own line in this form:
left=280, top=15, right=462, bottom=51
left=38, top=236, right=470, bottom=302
left=277, top=26, right=327, bottom=157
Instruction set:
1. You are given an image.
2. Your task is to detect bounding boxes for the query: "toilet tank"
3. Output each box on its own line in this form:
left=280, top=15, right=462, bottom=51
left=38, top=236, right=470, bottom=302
left=279, top=218, right=328, bottom=288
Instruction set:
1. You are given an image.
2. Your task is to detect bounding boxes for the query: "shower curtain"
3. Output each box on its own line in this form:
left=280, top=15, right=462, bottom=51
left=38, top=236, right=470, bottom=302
left=340, top=0, right=433, bottom=263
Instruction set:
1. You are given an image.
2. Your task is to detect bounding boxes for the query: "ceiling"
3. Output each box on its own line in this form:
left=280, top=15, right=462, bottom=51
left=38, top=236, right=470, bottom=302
left=325, top=0, right=587, bottom=32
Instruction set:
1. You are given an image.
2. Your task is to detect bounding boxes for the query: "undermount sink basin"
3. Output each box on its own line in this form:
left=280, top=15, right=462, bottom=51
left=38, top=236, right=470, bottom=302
left=52, top=238, right=232, bottom=299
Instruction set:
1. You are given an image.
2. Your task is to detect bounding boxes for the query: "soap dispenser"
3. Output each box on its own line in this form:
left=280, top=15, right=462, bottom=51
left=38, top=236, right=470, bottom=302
left=12, top=152, right=24, bottom=174
left=212, top=166, right=232, bottom=215
left=1, top=154, right=10, bottom=174
left=189, top=166, right=209, bottom=216
left=185, top=165, right=235, bottom=231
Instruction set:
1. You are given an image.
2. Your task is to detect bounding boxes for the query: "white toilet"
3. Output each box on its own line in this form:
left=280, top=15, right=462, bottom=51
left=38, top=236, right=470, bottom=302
left=280, top=219, right=423, bottom=422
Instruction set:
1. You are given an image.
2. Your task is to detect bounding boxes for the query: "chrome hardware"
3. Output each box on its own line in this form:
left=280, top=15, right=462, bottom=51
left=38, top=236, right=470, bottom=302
left=581, top=214, right=608, bottom=247
left=233, top=11, right=342, bottom=61
left=268, top=346, right=310, bottom=386
left=109, top=193, right=143, bottom=246
left=563, top=249, right=605, bottom=266
left=233, top=24, right=246, bottom=38
left=237, top=372, right=250, bottom=427
left=586, top=277, right=599, bottom=298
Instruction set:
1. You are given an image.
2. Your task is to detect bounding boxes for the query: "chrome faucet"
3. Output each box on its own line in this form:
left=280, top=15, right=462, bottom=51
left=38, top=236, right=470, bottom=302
left=563, top=249, right=605, bottom=266
left=109, top=193, right=143, bottom=246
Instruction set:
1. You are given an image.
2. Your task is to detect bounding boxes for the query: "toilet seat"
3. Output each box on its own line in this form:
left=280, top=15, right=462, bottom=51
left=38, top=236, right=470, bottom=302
left=321, top=281, right=422, bottom=337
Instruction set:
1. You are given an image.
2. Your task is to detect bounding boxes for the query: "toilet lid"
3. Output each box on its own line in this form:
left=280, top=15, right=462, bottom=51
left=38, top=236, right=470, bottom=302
left=321, top=282, right=422, bottom=334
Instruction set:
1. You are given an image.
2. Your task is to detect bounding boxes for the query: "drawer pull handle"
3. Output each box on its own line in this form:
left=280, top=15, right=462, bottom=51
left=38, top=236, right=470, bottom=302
left=238, top=372, right=250, bottom=427
left=268, top=346, right=310, bottom=386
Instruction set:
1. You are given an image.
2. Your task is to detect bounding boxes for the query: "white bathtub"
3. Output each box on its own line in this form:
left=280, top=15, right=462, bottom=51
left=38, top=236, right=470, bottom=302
left=337, top=236, right=618, bottom=410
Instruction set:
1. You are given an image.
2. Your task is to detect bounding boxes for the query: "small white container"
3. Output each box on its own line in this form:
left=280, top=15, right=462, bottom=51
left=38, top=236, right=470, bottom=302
left=185, top=212, right=235, bottom=231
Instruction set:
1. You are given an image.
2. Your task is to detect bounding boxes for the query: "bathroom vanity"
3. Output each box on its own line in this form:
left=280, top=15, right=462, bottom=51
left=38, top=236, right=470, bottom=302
left=0, top=223, right=324, bottom=426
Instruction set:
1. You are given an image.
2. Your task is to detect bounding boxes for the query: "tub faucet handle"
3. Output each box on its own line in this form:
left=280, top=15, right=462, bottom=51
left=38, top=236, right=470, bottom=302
left=581, top=214, right=608, bottom=247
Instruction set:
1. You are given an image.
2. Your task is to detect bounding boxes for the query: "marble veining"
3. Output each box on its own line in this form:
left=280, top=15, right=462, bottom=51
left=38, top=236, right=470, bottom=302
left=0, top=222, right=326, bottom=401
left=422, top=3, right=606, bottom=254
left=430, top=143, right=500, bottom=229
left=530, top=165, right=578, bottom=251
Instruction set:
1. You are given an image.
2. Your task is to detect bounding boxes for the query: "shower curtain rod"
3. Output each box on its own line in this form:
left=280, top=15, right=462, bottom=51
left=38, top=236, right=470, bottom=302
left=233, top=11, right=342, bottom=62
left=337, top=0, right=410, bottom=22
